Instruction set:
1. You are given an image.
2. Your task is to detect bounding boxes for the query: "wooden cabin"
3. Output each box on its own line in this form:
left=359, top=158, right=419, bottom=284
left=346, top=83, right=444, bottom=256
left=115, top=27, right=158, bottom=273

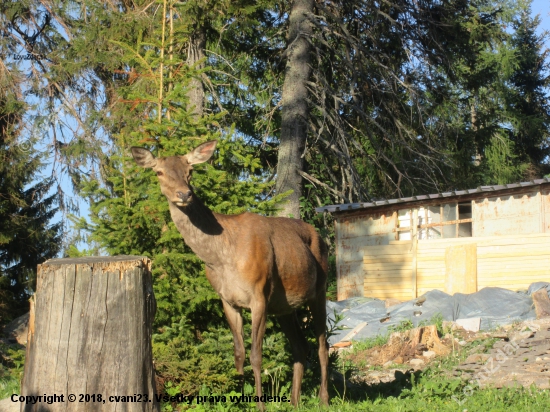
left=316, top=179, right=550, bottom=301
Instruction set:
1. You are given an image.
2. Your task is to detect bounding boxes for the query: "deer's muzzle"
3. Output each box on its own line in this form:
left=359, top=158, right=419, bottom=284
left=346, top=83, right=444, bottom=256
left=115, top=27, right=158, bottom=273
left=175, top=190, right=192, bottom=206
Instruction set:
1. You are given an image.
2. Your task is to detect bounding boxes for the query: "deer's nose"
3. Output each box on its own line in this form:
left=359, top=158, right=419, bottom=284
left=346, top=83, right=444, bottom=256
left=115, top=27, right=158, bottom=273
left=176, top=190, right=192, bottom=201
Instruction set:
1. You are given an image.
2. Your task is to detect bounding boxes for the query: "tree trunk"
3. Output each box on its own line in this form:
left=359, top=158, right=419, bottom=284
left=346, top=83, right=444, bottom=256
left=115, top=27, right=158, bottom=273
left=187, top=27, right=206, bottom=119
left=21, top=256, right=159, bottom=412
left=276, top=0, right=314, bottom=218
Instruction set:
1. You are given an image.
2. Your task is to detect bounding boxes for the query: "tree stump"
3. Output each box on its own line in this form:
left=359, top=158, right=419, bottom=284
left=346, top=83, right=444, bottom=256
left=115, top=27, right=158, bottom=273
left=20, top=256, right=159, bottom=412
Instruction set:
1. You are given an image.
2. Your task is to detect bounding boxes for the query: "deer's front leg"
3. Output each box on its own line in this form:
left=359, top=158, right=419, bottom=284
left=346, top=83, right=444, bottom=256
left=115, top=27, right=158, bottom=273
left=250, top=296, right=267, bottom=411
left=222, top=300, right=245, bottom=390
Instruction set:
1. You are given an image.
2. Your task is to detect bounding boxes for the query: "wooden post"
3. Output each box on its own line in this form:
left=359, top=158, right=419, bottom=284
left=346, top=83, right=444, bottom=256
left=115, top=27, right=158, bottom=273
left=21, top=256, right=159, bottom=412
left=412, top=209, right=418, bottom=298
left=445, top=244, right=477, bottom=295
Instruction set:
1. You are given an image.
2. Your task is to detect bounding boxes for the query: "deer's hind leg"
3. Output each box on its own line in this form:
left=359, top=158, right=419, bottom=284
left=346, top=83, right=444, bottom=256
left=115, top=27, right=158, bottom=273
left=311, top=295, right=329, bottom=406
left=279, top=312, right=308, bottom=406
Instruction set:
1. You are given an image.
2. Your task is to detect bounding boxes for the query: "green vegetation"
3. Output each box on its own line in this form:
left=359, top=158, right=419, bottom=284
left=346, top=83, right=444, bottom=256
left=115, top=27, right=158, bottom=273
left=151, top=334, right=550, bottom=411
left=0, top=343, right=24, bottom=400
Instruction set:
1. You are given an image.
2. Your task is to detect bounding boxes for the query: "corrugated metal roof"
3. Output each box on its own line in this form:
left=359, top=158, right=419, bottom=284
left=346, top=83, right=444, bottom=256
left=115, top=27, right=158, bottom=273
left=315, top=178, right=550, bottom=214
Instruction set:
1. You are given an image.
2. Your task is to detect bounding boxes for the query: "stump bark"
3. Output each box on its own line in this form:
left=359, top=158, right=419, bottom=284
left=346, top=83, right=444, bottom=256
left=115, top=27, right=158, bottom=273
left=20, top=256, right=159, bottom=412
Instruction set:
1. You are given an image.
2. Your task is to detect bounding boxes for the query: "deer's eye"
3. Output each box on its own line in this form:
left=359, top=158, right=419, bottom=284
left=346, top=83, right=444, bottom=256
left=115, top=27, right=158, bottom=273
left=156, top=171, right=164, bottom=177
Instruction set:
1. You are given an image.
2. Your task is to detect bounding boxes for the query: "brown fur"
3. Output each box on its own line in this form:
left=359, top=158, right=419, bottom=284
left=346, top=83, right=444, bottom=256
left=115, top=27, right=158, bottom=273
left=132, top=141, right=329, bottom=409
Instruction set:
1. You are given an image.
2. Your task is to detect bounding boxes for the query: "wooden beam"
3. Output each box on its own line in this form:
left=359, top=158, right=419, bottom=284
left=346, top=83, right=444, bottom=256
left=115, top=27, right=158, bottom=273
left=444, top=243, right=477, bottom=294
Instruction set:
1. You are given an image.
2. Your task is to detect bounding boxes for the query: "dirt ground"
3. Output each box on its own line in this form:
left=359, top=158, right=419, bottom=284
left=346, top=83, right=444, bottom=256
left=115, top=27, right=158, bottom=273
left=341, top=318, right=550, bottom=389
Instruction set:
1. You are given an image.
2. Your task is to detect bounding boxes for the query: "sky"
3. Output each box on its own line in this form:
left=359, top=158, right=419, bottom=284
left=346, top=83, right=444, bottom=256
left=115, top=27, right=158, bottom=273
left=532, top=0, right=550, bottom=47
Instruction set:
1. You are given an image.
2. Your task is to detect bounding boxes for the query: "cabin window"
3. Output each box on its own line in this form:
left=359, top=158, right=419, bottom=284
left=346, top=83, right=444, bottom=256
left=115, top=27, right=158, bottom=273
left=397, top=209, right=412, bottom=240
left=396, top=201, right=473, bottom=240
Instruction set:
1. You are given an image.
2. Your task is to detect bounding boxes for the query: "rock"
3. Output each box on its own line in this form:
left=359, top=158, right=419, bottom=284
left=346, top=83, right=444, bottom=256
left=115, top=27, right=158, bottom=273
left=415, top=296, right=427, bottom=306
left=510, top=330, right=535, bottom=342
left=423, top=350, right=436, bottom=359
left=489, top=332, right=509, bottom=339
left=459, top=340, right=468, bottom=346
left=536, top=357, right=543, bottom=362
left=410, top=358, right=425, bottom=367
left=0, top=397, right=19, bottom=412
left=464, top=354, right=491, bottom=364
left=455, top=318, right=481, bottom=333
left=393, top=356, right=404, bottom=364
left=383, top=360, right=394, bottom=369
left=2, top=312, right=29, bottom=345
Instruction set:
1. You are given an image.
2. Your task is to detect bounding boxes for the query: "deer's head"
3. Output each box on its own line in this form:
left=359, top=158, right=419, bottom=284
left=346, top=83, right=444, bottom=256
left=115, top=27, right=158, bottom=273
left=131, top=140, right=217, bottom=207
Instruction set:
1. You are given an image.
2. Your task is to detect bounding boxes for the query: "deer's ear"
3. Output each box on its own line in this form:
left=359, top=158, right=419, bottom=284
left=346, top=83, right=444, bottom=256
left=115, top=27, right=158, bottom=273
left=131, top=147, right=157, bottom=168
left=186, top=140, right=217, bottom=165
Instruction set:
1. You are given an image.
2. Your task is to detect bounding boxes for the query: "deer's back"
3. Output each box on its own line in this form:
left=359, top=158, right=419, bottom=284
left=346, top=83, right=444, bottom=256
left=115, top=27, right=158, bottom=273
left=214, top=213, right=327, bottom=314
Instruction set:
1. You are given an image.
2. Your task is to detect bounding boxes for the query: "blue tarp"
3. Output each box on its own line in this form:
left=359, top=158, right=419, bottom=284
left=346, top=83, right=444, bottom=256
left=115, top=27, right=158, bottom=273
left=326, top=282, right=550, bottom=345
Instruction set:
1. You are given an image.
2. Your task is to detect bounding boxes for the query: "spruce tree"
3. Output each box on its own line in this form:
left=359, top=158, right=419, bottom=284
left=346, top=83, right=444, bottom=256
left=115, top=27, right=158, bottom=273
left=505, top=1, right=550, bottom=176
left=0, top=65, right=62, bottom=322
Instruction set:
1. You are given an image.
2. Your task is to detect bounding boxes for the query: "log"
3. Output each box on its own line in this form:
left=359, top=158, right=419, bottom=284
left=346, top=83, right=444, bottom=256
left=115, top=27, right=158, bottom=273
left=20, top=256, right=159, bottom=412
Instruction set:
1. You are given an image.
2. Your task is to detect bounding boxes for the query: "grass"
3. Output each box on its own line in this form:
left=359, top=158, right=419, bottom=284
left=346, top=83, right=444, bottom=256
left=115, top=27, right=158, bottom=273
left=166, top=376, right=550, bottom=411
left=3, top=322, right=550, bottom=411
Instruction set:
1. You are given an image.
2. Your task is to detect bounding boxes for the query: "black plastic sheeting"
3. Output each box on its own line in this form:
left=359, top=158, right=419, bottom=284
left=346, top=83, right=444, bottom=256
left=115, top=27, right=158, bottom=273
left=326, top=282, right=550, bottom=345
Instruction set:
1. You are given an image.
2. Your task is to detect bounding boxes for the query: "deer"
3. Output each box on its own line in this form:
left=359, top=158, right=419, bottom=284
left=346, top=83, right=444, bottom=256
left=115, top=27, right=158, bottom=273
left=131, top=140, right=329, bottom=410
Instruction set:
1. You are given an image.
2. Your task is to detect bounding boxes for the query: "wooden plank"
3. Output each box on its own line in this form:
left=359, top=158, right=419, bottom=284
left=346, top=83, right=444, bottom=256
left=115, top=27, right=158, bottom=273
left=478, top=272, right=550, bottom=279
left=364, top=243, right=414, bottom=254
left=338, top=322, right=369, bottom=342
left=477, top=275, right=550, bottom=283
left=478, top=264, right=550, bottom=271
left=478, top=264, right=550, bottom=272
left=363, top=268, right=411, bottom=275
left=417, top=282, right=446, bottom=288
left=365, top=292, right=414, bottom=299
left=412, top=209, right=419, bottom=298
left=477, top=250, right=550, bottom=258
left=363, top=285, right=412, bottom=292
left=364, top=279, right=411, bottom=286
left=364, top=262, right=412, bottom=271
left=416, top=259, right=448, bottom=267
left=364, top=292, right=413, bottom=298
left=364, top=287, right=413, bottom=294
left=417, top=254, right=447, bottom=261
left=416, top=267, right=446, bottom=273
left=418, top=233, right=550, bottom=247
left=478, top=243, right=550, bottom=253
left=478, top=255, right=550, bottom=263
left=364, top=256, right=413, bottom=264
left=364, top=271, right=412, bottom=277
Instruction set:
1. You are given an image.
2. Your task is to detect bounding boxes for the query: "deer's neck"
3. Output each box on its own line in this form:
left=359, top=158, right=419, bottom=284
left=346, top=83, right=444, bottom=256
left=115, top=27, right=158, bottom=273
left=168, top=199, right=229, bottom=267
